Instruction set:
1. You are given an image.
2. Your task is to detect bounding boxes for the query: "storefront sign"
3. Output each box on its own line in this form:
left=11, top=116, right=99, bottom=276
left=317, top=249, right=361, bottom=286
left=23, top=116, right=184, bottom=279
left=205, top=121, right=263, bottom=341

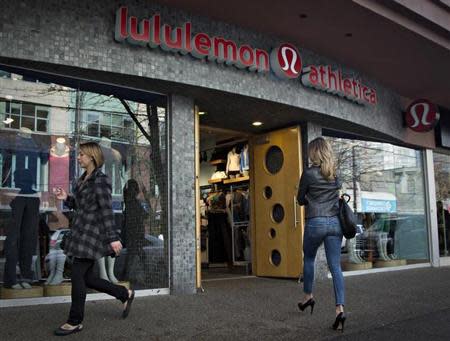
left=361, top=198, right=397, bottom=213
left=301, top=65, right=377, bottom=105
left=405, top=99, right=439, bottom=132
left=114, top=6, right=377, bottom=105
left=115, top=7, right=270, bottom=73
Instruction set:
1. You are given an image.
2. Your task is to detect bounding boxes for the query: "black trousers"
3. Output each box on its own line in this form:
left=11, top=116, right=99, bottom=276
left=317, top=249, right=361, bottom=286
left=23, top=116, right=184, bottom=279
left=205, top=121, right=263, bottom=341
left=68, top=258, right=129, bottom=325
left=3, top=196, right=40, bottom=286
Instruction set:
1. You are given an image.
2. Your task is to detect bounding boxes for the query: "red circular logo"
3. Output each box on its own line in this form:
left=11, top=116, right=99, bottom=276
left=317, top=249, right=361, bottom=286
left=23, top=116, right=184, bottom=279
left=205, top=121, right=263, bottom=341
left=405, top=99, right=439, bottom=132
left=270, top=43, right=302, bottom=79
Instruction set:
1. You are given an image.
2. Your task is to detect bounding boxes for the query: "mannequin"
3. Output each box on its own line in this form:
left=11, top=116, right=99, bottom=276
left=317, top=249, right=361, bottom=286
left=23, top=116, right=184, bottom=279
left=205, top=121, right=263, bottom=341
left=376, top=232, right=391, bottom=261
left=346, top=237, right=364, bottom=264
left=3, top=168, right=40, bottom=289
left=45, top=249, right=66, bottom=285
left=97, top=256, right=119, bottom=283
left=226, top=147, right=241, bottom=178
left=240, top=144, right=249, bottom=176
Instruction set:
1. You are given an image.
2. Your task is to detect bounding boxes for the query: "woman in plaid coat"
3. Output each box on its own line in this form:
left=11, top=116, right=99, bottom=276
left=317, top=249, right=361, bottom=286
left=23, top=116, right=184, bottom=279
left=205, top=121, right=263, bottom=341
left=53, top=142, right=135, bottom=336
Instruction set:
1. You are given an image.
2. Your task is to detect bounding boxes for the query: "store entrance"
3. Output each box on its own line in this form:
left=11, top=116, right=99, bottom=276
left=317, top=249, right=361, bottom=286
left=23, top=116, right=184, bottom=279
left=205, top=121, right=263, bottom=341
left=197, top=123, right=304, bottom=283
left=198, top=125, right=252, bottom=281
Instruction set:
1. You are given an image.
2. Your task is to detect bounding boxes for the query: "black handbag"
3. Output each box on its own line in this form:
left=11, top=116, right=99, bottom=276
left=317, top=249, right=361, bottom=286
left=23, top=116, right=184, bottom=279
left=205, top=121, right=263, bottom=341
left=338, top=194, right=357, bottom=239
left=60, top=230, right=72, bottom=251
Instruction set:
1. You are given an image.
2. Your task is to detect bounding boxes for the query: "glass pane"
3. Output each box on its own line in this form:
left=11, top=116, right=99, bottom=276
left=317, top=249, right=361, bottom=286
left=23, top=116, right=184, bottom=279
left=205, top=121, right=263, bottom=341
left=111, top=114, right=123, bottom=127
left=100, top=113, right=111, bottom=126
left=100, top=124, right=111, bottom=139
left=22, top=103, right=35, bottom=117
left=36, top=119, right=48, bottom=132
left=11, top=103, right=20, bottom=115
left=36, top=108, right=49, bottom=118
left=87, top=122, right=99, bottom=137
left=327, top=137, right=429, bottom=271
left=10, top=115, right=20, bottom=129
left=21, top=116, right=35, bottom=130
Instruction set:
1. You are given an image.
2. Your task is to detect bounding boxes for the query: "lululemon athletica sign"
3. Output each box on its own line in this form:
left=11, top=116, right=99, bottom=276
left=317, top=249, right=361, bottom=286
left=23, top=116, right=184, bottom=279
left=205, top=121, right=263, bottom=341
left=405, top=99, right=439, bottom=132
left=114, top=6, right=377, bottom=105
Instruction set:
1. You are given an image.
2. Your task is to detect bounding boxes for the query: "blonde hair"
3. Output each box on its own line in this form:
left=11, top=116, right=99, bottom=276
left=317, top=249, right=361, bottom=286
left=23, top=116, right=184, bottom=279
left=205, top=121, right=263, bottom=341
left=79, top=141, right=104, bottom=168
left=308, top=137, right=336, bottom=181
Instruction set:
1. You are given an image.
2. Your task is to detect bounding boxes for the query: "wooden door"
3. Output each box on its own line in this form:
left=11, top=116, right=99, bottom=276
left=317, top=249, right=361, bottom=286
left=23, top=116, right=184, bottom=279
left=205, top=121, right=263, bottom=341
left=251, top=126, right=303, bottom=277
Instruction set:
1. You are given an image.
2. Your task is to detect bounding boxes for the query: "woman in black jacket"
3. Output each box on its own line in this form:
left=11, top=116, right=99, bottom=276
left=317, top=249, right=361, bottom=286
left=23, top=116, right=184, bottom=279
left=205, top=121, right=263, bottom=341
left=53, top=142, right=134, bottom=336
left=297, top=137, right=346, bottom=332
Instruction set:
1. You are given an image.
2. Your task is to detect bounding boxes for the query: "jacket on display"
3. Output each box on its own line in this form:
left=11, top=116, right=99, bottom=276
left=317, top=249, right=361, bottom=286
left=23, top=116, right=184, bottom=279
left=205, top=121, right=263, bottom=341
left=297, top=166, right=341, bottom=218
left=63, top=168, right=119, bottom=260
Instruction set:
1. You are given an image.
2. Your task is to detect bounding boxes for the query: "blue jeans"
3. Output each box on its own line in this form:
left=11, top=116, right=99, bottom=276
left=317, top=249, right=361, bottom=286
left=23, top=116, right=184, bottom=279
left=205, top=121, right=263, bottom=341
left=303, top=216, right=345, bottom=306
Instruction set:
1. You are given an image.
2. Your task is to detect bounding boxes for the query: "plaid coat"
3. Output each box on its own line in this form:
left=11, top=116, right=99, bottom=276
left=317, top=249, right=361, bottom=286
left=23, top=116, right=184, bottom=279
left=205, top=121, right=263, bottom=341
left=63, top=168, right=119, bottom=259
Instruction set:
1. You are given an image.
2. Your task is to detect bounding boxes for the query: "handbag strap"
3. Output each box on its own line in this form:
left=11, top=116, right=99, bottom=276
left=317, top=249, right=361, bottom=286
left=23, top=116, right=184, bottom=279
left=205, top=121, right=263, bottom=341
left=341, top=193, right=351, bottom=203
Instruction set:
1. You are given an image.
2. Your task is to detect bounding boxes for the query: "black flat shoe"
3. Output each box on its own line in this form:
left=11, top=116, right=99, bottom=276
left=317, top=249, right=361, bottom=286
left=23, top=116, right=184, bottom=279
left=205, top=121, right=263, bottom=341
left=122, top=289, right=135, bottom=319
left=332, top=312, right=346, bottom=332
left=54, top=324, right=83, bottom=336
left=298, top=298, right=315, bottom=315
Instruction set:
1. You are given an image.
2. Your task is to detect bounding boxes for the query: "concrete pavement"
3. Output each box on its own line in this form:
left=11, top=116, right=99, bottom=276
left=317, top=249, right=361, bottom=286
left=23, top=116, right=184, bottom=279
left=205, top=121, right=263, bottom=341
left=1, top=267, right=449, bottom=340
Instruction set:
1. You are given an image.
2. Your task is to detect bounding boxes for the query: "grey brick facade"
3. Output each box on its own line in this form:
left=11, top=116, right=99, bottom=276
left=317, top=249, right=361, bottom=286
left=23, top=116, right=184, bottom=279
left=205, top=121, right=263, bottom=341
left=169, top=94, right=196, bottom=294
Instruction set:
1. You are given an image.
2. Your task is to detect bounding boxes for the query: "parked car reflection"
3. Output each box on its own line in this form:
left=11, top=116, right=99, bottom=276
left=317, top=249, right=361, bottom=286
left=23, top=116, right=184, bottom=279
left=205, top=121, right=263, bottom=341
left=113, top=234, right=166, bottom=289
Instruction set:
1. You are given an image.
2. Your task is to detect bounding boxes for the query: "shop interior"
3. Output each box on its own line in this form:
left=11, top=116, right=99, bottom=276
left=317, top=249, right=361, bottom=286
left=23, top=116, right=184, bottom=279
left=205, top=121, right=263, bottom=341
left=198, top=125, right=253, bottom=280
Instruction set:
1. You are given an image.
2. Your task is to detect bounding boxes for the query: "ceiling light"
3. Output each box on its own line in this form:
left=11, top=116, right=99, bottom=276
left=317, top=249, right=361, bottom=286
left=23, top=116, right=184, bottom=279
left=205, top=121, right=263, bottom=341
left=198, top=111, right=207, bottom=115
left=3, top=117, right=14, bottom=124
left=5, top=95, right=13, bottom=100
left=56, top=137, right=66, bottom=144
left=299, top=14, right=308, bottom=19
left=345, top=33, right=353, bottom=37
left=252, top=121, right=263, bottom=126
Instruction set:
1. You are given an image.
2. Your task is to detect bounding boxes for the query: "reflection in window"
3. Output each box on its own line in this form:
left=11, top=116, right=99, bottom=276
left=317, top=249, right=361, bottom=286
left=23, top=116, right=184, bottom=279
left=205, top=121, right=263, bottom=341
left=434, top=152, right=450, bottom=257
left=1, top=100, right=49, bottom=132
left=327, top=137, right=429, bottom=271
left=0, top=69, right=168, bottom=294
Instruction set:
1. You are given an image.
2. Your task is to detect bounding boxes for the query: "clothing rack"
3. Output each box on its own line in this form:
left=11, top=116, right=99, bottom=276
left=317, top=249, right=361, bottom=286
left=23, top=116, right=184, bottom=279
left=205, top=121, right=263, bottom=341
left=229, top=183, right=250, bottom=265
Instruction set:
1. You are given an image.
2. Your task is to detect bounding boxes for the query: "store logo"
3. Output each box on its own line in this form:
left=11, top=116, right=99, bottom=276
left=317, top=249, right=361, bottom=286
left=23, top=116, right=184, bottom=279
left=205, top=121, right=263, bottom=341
left=405, top=99, right=439, bottom=132
left=270, top=43, right=302, bottom=79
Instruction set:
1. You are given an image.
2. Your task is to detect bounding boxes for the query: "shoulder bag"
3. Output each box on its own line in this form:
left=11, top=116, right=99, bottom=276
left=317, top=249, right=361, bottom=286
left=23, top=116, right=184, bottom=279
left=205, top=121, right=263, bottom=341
left=338, top=194, right=357, bottom=239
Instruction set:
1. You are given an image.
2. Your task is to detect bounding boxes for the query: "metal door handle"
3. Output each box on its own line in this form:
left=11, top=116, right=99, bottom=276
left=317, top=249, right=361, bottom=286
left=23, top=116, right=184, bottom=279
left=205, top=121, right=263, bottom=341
left=294, top=195, right=300, bottom=228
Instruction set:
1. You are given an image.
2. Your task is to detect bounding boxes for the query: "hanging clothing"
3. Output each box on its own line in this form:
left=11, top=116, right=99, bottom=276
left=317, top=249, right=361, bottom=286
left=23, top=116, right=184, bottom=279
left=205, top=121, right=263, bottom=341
left=240, top=145, right=249, bottom=172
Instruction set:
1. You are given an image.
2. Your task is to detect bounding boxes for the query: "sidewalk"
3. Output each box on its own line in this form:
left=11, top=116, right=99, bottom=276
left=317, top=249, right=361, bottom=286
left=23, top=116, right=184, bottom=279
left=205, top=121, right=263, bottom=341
left=1, top=267, right=449, bottom=340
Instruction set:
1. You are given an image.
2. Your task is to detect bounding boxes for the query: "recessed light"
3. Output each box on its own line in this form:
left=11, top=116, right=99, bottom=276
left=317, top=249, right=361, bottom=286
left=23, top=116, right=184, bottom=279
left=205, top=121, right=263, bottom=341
left=299, top=14, right=308, bottom=19
left=198, top=111, right=207, bottom=115
left=252, top=121, right=263, bottom=126
left=5, top=95, right=13, bottom=100
left=345, top=33, right=353, bottom=37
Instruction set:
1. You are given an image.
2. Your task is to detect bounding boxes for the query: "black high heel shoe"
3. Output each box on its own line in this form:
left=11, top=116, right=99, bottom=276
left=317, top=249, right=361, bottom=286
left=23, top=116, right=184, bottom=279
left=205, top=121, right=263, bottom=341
left=332, top=312, right=346, bottom=332
left=297, top=298, right=315, bottom=315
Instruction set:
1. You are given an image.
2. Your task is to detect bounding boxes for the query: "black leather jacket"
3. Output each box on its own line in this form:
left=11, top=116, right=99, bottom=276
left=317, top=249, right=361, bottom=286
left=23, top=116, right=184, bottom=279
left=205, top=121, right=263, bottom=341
left=297, top=166, right=341, bottom=218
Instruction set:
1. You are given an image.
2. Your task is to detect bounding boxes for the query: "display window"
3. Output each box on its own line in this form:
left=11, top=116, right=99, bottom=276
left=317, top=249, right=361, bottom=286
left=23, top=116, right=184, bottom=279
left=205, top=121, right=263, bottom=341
left=0, top=69, right=168, bottom=299
left=434, top=152, right=450, bottom=257
left=326, top=137, right=429, bottom=271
